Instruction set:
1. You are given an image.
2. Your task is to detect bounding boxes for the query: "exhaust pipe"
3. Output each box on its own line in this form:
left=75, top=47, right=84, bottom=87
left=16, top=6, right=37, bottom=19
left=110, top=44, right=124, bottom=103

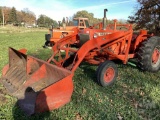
left=103, top=9, right=108, bottom=30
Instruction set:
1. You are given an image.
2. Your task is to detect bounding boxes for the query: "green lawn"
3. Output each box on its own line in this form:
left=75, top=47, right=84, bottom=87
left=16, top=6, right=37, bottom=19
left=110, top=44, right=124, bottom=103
left=0, top=27, right=160, bottom=120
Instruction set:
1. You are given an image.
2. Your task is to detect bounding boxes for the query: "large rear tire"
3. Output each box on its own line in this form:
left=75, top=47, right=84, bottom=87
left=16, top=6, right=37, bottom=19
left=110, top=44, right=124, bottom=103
left=137, top=36, right=160, bottom=72
left=96, top=61, right=118, bottom=87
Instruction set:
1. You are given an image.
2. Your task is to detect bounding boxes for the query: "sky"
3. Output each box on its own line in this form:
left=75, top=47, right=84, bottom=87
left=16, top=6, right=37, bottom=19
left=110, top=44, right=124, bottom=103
left=0, top=0, right=138, bottom=21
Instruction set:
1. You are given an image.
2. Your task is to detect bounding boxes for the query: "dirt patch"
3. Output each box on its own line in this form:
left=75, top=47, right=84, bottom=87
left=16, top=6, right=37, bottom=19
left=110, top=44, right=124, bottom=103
left=0, top=87, right=7, bottom=94
left=0, top=94, right=7, bottom=105
left=0, top=88, right=7, bottom=105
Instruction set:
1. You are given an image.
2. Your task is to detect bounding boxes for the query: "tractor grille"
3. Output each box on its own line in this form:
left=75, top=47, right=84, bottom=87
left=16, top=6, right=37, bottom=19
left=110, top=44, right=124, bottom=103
left=45, top=34, right=51, bottom=41
left=79, top=34, right=90, bottom=46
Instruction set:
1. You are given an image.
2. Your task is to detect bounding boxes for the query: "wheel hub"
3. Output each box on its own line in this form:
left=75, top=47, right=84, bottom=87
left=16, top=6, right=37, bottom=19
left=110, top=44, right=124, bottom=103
left=104, top=67, right=115, bottom=83
left=152, top=47, right=160, bottom=64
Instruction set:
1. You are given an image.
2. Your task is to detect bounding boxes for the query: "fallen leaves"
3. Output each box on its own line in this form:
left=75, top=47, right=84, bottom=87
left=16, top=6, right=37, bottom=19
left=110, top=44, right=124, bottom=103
left=117, top=113, right=123, bottom=120
left=0, top=87, right=7, bottom=105
left=82, top=88, right=86, bottom=95
left=75, top=113, right=83, bottom=120
left=0, top=94, right=7, bottom=105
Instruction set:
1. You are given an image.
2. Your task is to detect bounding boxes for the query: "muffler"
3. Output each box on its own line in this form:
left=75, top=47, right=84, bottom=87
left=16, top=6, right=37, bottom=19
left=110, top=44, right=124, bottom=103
left=103, top=9, right=108, bottom=30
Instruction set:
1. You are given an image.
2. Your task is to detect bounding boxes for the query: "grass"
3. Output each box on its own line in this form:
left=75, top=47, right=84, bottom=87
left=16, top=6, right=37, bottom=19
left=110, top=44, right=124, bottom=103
left=0, top=26, right=160, bottom=120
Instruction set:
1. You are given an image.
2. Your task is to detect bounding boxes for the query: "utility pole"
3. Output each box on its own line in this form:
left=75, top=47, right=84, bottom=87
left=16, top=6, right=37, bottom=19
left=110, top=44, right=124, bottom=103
left=2, top=8, right=4, bottom=27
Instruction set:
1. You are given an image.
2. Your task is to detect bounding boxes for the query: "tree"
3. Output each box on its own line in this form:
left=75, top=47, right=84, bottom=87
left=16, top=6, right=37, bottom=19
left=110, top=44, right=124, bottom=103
left=0, top=7, right=2, bottom=23
left=73, top=10, right=94, bottom=19
left=37, top=14, right=58, bottom=28
left=8, top=7, right=17, bottom=24
left=37, top=15, right=44, bottom=27
left=62, top=17, right=66, bottom=23
left=73, top=10, right=95, bottom=24
left=0, top=7, right=36, bottom=26
left=2, top=7, right=11, bottom=24
left=128, top=0, right=160, bottom=34
left=19, top=8, right=36, bottom=25
left=73, top=10, right=112, bottom=26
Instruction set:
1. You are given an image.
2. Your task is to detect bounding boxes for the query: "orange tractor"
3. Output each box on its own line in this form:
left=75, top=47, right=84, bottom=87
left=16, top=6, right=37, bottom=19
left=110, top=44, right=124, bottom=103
left=43, top=17, right=90, bottom=47
left=0, top=9, right=160, bottom=115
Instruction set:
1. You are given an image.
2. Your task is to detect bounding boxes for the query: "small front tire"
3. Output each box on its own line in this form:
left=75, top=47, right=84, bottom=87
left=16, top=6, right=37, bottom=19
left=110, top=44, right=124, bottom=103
left=96, top=61, right=118, bottom=87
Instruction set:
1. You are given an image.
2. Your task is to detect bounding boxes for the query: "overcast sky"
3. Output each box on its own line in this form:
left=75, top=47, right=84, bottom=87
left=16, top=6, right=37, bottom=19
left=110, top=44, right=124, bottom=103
left=0, top=0, right=137, bottom=21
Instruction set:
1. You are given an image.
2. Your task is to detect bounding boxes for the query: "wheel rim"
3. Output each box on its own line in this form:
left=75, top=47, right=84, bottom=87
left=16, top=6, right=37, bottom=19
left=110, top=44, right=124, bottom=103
left=104, top=67, right=115, bottom=83
left=152, top=46, right=160, bottom=65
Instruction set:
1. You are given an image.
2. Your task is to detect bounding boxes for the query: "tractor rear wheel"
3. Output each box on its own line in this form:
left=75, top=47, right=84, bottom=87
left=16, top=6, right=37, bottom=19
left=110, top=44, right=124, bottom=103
left=96, top=61, right=118, bottom=87
left=137, top=36, right=160, bottom=72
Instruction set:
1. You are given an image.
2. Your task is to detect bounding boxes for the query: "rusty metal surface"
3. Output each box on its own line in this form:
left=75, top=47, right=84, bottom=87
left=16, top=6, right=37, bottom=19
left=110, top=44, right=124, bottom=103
left=1, top=65, right=26, bottom=95
left=26, top=56, right=72, bottom=92
left=1, top=48, right=27, bottom=97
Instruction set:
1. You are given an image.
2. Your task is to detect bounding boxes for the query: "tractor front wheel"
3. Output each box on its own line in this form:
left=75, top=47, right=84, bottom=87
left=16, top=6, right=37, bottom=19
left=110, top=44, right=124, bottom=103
left=137, top=36, right=160, bottom=72
left=96, top=61, right=118, bottom=87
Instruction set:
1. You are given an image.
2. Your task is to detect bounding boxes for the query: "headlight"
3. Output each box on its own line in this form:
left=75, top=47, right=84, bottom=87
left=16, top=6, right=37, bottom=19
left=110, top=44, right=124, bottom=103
left=86, top=31, right=89, bottom=34
left=93, top=33, right=98, bottom=38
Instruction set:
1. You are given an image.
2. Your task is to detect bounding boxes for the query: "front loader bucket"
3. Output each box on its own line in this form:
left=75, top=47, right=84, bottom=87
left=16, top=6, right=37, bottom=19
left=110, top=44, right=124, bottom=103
left=0, top=47, right=74, bottom=116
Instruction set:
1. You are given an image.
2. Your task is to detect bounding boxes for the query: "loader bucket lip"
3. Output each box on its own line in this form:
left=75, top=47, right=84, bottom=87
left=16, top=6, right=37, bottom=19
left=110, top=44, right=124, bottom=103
left=8, top=47, right=71, bottom=75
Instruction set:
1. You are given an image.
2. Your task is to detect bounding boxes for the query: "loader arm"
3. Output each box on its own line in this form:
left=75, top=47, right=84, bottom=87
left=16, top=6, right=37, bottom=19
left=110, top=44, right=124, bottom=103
left=71, top=30, right=133, bottom=72
left=48, top=27, right=133, bottom=72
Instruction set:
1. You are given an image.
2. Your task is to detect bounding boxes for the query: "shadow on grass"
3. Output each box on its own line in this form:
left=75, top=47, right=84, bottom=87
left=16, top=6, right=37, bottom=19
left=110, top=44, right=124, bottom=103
left=12, top=103, right=51, bottom=120
left=12, top=90, right=54, bottom=120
